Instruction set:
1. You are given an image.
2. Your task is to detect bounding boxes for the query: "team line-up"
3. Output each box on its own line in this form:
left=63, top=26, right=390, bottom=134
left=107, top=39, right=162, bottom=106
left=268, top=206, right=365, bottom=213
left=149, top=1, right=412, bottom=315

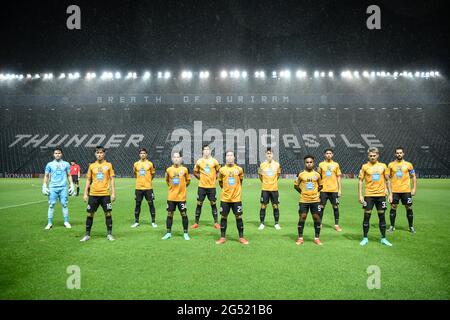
left=42, top=145, right=417, bottom=246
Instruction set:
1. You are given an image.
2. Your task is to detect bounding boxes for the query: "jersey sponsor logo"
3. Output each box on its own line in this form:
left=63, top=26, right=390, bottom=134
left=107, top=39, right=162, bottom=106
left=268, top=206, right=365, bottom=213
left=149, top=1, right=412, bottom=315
left=172, top=177, right=180, bottom=185
left=306, top=182, right=314, bottom=190
left=265, top=168, right=274, bottom=177
left=139, top=168, right=146, bottom=176
left=372, top=173, right=380, bottom=181
left=96, top=166, right=105, bottom=181
left=228, top=177, right=236, bottom=186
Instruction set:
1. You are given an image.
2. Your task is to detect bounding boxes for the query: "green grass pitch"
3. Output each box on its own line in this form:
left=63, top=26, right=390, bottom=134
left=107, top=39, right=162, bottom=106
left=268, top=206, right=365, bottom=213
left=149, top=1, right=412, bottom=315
left=0, top=178, right=449, bottom=300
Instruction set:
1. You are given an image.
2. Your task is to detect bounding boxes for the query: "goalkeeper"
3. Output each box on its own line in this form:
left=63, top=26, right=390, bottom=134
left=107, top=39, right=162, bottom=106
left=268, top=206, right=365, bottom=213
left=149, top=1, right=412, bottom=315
left=42, top=147, right=75, bottom=230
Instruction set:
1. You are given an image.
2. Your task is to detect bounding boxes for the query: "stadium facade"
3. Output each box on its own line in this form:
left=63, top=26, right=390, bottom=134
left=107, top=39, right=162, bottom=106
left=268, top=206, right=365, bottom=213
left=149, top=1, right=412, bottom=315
left=1, top=71, right=449, bottom=177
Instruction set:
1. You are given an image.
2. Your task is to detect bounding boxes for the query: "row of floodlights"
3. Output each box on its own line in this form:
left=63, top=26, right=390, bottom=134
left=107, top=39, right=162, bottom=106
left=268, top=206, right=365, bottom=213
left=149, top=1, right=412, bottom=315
left=0, top=70, right=441, bottom=81
left=340, top=70, right=440, bottom=79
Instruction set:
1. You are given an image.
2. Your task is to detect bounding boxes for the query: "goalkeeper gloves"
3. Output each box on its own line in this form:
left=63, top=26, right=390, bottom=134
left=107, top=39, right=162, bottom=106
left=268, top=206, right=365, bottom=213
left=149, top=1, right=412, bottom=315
left=42, top=184, right=50, bottom=196
left=68, top=183, right=75, bottom=196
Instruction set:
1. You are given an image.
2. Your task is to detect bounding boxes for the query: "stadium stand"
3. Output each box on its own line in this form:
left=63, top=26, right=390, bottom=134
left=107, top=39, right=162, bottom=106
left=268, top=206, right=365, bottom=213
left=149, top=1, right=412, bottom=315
left=1, top=104, right=449, bottom=177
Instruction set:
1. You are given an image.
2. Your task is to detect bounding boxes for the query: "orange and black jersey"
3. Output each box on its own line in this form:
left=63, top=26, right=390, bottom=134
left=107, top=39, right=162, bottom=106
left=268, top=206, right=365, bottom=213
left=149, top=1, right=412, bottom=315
left=318, top=160, right=341, bottom=193
left=165, top=165, right=190, bottom=201
left=259, top=160, right=281, bottom=191
left=194, top=157, right=221, bottom=188
left=133, top=159, right=155, bottom=190
left=218, top=165, right=244, bottom=202
left=359, top=162, right=388, bottom=197
left=86, top=161, right=115, bottom=196
left=387, top=160, right=415, bottom=193
left=294, top=170, right=322, bottom=203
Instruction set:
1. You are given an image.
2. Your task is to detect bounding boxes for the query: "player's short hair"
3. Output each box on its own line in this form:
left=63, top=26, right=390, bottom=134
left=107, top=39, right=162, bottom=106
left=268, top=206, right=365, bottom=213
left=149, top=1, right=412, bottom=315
left=139, top=148, right=148, bottom=153
left=324, top=148, right=334, bottom=154
left=304, top=155, right=315, bottom=161
left=172, top=151, right=181, bottom=157
left=70, top=160, right=75, bottom=163
left=395, top=146, right=404, bottom=153
left=95, top=146, right=106, bottom=153
left=367, top=147, right=379, bottom=154
left=53, top=147, right=63, bottom=153
left=266, top=147, right=272, bottom=153
left=202, top=144, right=210, bottom=151
left=225, top=150, right=234, bottom=156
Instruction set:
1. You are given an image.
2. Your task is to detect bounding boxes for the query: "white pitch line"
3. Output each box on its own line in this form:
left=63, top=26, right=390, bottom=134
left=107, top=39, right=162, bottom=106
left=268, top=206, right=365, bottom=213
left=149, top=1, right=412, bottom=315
left=0, top=200, right=47, bottom=210
left=0, top=184, right=137, bottom=211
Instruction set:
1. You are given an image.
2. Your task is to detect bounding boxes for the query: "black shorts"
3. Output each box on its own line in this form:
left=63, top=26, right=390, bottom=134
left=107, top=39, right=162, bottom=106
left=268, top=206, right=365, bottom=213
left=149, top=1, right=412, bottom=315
left=298, top=202, right=321, bottom=215
left=260, top=190, right=279, bottom=205
left=87, top=196, right=112, bottom=213
left=167, top=201, right=187, bottom=212
left=220, top=201, right=243, bottom=216
left=197, top=187, right=216, bottom=202
left=363, top=196, right=387, bottom=211
left=320, top=192, right=339, bottom=206
left=392, top=193, right=413, bottom=206
left=71, top=175, right=79, bottom=183
left=135, top=189, right=155, bottom=202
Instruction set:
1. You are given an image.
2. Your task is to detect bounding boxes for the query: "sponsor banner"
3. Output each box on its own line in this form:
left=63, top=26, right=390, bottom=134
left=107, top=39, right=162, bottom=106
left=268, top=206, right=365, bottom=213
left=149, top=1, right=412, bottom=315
left=3, top=173, right=39, bottom=178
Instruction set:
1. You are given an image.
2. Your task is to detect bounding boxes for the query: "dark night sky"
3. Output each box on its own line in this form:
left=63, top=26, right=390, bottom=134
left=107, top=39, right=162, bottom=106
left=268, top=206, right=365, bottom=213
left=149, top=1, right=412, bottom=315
left=0, top=0, right=449, bottom=74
